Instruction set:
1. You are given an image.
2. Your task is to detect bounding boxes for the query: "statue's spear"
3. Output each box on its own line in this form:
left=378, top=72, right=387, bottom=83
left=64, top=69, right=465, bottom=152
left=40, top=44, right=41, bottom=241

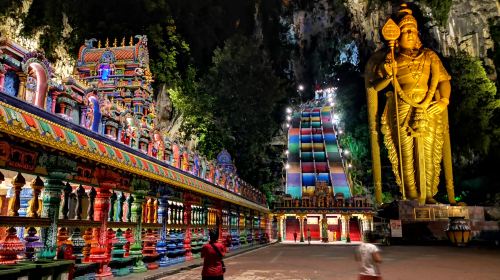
left=382, top=19, right=406, bottom=200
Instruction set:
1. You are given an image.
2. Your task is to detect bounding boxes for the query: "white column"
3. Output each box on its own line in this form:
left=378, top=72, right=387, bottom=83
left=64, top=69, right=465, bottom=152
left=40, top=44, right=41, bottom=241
left=340, top=216, right=346, bottom=240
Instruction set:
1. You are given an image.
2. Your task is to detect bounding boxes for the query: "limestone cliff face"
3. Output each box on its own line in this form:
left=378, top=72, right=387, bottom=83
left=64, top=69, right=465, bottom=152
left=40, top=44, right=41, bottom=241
left=345, top=0, right=500, bottom=58
left=281, top=0, right=499, bottom=81
left=0, top=0, right=75, bottom=83
left=423, top=0, right=499, bottom=58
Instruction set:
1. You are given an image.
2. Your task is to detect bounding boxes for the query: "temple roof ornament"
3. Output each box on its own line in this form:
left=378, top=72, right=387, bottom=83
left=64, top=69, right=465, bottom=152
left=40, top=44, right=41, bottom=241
left=216, top=149, right=236, bottom=173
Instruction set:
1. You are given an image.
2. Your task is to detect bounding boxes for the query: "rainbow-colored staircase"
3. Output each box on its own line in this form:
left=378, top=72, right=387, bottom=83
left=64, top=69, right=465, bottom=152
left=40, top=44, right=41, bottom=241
left=286, top=105, right=352, bottom=199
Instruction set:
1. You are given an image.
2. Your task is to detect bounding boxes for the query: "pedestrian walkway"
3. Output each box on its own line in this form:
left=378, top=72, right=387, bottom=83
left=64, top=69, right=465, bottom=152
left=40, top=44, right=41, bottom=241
left=281, top=240, right=361, bottom=245
left=160, top=243, right=500, bottom=280
left=119, top=241, right=276, bottom=280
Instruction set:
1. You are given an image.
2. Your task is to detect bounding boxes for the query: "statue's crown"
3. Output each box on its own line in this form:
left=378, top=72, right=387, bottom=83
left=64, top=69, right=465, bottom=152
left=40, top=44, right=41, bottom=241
left=397, top=3, right=418, bottom=29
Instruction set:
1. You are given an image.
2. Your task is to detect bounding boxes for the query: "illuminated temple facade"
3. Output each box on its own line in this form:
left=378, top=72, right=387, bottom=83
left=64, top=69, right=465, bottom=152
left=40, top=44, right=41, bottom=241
left=0, top=36, right=269, bottom=278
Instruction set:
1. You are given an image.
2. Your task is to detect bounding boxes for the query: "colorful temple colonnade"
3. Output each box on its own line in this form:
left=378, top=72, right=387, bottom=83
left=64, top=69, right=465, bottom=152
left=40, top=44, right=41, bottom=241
left=0, top=37, right=270, bottom=279
left=279, top=91, right=375, bottom=243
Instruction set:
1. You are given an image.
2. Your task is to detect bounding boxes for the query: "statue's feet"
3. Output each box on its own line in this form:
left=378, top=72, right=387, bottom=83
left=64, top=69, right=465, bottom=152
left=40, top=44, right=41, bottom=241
left=407, top=191, right=418, bottom=200
left=425, top=197, right=438, bottom=204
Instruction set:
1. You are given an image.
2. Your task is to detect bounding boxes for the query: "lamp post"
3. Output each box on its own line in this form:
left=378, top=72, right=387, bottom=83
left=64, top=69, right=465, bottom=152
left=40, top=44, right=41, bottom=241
left=297, top=84, right=304, bottom=103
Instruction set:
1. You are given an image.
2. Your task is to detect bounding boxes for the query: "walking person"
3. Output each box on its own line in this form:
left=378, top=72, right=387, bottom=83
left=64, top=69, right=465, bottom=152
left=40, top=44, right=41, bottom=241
left=293, top=231, right=298, bottom=242
left=307, top=228, right=311, bottom=245
left=201, top=229, right=226, bottom=280
left=355, top=231, right=382, bottom=280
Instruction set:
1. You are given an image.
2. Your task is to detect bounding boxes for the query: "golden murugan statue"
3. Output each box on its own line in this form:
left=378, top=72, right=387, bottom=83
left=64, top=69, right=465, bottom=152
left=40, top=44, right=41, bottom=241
left=365, top=4, right=456, bottom=205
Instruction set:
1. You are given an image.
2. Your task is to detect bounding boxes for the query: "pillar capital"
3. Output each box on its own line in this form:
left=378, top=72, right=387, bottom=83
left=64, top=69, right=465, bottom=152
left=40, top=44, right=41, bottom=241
left=341, top=214, right=351, bottom=220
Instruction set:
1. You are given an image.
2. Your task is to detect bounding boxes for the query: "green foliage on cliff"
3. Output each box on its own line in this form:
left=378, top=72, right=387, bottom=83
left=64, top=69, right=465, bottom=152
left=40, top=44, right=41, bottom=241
left=447, top=55, right=500, bottom=204
left=420, top=0, right=452, bottom=26
left=449, top=55, right=499, bottom=156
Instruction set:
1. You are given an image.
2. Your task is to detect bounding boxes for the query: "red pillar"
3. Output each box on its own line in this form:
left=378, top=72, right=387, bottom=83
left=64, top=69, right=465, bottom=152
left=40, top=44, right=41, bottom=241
left=184, top=203, right=192, bottom=261
left=90, top=184, right=113, bottom=279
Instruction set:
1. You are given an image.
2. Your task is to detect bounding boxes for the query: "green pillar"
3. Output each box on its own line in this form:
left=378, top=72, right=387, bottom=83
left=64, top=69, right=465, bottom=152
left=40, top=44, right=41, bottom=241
left=129, top=191, right=147, bottom=272
left=39, top=171, right=66, bottom=259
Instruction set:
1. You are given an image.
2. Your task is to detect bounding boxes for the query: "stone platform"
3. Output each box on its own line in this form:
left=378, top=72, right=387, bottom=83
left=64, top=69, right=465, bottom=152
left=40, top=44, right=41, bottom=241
left=394, top=200, right=499, bottom=242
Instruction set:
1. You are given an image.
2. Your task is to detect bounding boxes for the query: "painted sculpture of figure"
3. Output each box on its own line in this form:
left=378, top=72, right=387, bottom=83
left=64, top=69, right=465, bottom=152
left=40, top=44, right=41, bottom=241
left=151, top=131, right=165, bottom=160
left=208, top=161, right=215, bottom=183
left=221, top=171, right=227, bottom=189
left=214, top=167, right=221, bottom=186
left=234, top=178, right=240, bottom=194
left=193, top=153, right=200, bottom=177
left=181, top=146, right=189, bottom=171
left=200, top=156, right=207, bottom=179
left=85, top=106, right=94, bottom=130
left=365, top=4, right=455, bottom=205
left=25, top=66, right=37, bottom=104
left=172, top=141, right=180, bottom=168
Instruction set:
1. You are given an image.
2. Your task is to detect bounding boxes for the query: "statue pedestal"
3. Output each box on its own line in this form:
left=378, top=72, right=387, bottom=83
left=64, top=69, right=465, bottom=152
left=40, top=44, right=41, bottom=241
left=379, top=200, right=499, bottom=244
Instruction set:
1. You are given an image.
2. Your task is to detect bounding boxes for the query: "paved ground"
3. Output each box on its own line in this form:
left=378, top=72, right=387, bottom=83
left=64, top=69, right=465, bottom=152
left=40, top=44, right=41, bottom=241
left=159, top=243, right=500, bottom=280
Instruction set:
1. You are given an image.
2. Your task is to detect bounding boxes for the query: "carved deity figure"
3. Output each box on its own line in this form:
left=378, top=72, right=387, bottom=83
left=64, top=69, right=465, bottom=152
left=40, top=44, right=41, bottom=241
left=365, top=4, right=455, bottom=205
left=85, top=106, right=94, bottom=130
left=151, top=131, right=164, bottom=160
left=181, top=147, right=189, bottom=171
left=208, top=161, right=215, bottom=182
left=214, top=167, right=221, bottom=186
left=25, top=66, right=38, bottom=104
left=193, top=153, right=200, bottom=177
left=171, top=141, right=180, bottom=168
left=200, top=156, right=207, bottom=179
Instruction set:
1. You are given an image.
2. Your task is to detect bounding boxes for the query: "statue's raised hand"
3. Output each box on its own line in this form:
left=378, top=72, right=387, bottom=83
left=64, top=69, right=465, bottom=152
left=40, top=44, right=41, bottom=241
left=383, top=55, right=397, bottom=77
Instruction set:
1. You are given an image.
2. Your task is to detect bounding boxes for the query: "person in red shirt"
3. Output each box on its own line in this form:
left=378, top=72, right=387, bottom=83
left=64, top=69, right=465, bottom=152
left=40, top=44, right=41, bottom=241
left=201, top=229, right=226, bottom=280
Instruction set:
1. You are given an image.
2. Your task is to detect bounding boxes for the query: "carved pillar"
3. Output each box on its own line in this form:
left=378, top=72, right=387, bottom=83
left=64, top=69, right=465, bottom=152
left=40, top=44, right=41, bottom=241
left=341, top=214, right=351, bottom=242
left=18, top=187, right=32, bottom=239
left=277, top=215, right=284, bottom=242
left=154, top=199, right=158, bottom=224
left=129, top=191, right=147, bottom=272
left=147, top=198, right=154, bottom=223
left=28, top=177, right=44, bottom=218
left=126, top=193, right=134, bottom=222
left=87, top=186, right=97, bottom=221
left=9, top=172, right=25, bottom=216
left=75, top=185, right=86, bottom=220
left=142, top=199, right=148, bottom=223
left=157, top=195, right=168, bottom=267
left=62, top=182, right=72, bottom=219
left=366, top=214, right=374, bottom=232
left=117, top=191, right=126, bottom=222
left=17, top=73, right=27, bottom=100
left=90, top=183, right=113, bottom=278
left=184, top=203, right=192, bottom=261
left=40, top=171, right=66, bottom=259
left=108, top=191, right=117, bottom=222
left=51, top=95, right=57, bottom=114
left=299, top=215, right=305, bottom=242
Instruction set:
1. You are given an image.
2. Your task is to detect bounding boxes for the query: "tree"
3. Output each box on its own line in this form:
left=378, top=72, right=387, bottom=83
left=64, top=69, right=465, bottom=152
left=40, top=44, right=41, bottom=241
left=446, top=55, right=500, bottom=204
left=177, top=34, right=288, bottom=186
